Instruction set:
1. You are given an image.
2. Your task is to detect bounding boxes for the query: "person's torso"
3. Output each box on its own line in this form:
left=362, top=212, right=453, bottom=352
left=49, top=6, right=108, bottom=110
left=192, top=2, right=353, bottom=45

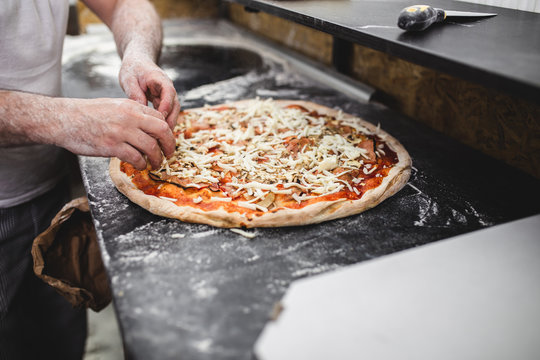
left=0, top=0, right=70, bottom=208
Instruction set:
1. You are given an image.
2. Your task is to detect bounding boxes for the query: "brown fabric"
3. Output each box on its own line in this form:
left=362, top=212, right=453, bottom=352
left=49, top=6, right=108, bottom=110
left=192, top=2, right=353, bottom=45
left=32, top=197, right=111, bottom=311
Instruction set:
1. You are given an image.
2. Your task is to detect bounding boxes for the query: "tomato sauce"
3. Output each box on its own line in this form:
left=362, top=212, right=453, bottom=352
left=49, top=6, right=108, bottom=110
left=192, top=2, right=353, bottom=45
left=119, top=105, right=400, bottom=217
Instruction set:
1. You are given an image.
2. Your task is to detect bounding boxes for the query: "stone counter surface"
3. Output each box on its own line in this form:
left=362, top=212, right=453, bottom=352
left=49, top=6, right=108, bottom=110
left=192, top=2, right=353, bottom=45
left=65, top=20, right=540, bottom=360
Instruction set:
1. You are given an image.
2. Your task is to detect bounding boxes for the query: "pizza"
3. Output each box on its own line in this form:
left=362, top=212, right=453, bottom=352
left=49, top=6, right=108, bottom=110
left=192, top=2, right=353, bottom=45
left=109, top=99, right=411, bottom=228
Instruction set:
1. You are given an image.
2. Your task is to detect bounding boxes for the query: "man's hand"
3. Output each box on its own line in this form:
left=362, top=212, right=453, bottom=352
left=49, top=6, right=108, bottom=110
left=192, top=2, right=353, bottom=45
left=1, top=0, right=179, bottom=171
left=119, top=53, right=180, bottom=130
left=81, top=0, right=180, bottom=168
left=83, top=0, right=180, bottom=128
left=0, top=91, right=175, bottom=171
left=58, top=97, right=176, bottom=170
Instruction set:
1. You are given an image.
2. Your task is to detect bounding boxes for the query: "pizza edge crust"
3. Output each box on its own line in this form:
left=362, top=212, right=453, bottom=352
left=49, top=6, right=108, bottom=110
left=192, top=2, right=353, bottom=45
left=109, top=99, right=412, bottom=228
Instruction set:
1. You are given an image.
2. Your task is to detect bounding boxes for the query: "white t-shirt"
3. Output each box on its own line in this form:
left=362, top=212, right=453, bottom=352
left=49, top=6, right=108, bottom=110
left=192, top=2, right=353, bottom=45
left=0, top=0, right=70, bottom=207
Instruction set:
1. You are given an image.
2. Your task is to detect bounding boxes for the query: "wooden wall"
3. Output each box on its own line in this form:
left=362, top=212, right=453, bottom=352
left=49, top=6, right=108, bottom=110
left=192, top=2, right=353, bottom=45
left=76, top=0, right=221, bottom=32
left=351, top=45, right=540, bottom=179
left=228, top=7, right=333, bottom=66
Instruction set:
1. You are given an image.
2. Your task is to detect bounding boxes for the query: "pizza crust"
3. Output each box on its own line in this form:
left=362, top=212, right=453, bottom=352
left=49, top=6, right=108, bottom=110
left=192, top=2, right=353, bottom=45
left=109, top=100, right=411, bottom=228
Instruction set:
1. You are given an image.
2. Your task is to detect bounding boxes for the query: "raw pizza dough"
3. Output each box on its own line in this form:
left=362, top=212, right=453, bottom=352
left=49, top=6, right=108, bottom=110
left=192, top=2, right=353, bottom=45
left=109, top=99, right=411, bottom=228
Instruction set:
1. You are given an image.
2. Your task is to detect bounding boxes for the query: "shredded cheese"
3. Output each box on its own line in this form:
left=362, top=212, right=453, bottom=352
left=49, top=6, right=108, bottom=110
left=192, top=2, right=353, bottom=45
left=237, top=201, right=257, bottom=210
left=210, top=197, right=232, bottom=202
left=230, top=228, right=258, bottom=239
left=193, top=196, right=203, bottom=204
left=151, top=99, right=389, bottom=206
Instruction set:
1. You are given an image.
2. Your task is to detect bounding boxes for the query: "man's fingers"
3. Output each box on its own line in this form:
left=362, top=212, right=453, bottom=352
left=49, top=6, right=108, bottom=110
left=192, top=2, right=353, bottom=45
left=144, top=76, right=177, bottom=113
left=149, top=82, right=179, bottom=130
left=116, top=143, right=147, bottom=170
left=126, top=129, right=164, bottom=170
left=152, top=97, right=162, bottom=116
left=155, top=85, right=175, bottom=114
left=138, top=114, right=176, bottom=157
left=146, top=88, right=161, bottom=110
left=124, top=78, right=148, bottom=105
left=165, top=97, right=181, bottom=129
left=138, top=103, right=165, bottom=120
left=118, top=101, right=174, bottom=162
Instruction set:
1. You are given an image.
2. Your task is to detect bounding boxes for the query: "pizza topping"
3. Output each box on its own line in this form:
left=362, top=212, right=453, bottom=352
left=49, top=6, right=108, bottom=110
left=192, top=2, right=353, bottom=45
left=230, top=228, right=258, bottom=239
left=159, top=196, right=178, bottom=202
left=193, top=196, right=203, bottom=204
left=149, top=172, right=206, bottom=189
left=129, top=99, right=398, bottom=213
left=358, top=139, right=377, bottom=162
left=210, top=196, right=232, bottom=202
left=237, top=201, right=263, bottom=211
left=256, top=192, right=275, bottom=209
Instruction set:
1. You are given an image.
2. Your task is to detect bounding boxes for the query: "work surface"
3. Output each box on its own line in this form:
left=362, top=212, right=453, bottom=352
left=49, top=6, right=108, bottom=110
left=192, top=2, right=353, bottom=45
left=229, top=0, right=540, bottom=102
left=66, top=20, right=540, bottom=360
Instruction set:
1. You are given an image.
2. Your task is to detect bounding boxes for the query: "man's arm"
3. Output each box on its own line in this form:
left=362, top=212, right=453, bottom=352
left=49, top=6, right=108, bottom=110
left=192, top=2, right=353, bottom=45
left=0, top=0, right=179, bottom=170
left=83, top=0, right=181, bottom=128
left=0, top=90, right=174, bottom=170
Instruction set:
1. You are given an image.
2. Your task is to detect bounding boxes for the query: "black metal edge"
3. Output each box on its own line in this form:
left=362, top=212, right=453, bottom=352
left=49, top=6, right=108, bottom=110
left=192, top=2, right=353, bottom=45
left=224, top=0, right=540, bottom=103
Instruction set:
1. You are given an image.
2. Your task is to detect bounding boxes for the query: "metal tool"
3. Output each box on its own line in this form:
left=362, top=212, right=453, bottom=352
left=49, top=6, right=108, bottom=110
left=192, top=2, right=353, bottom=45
left=398, top=5, right=497, bottom=31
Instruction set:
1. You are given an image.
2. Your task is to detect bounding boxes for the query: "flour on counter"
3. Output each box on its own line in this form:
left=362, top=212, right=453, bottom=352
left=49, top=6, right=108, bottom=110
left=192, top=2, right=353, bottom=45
left=193, top=339, right=213, bottom=353
left=276, top=239, right=316, bottom=256
left=143, top=251, right=160, bottom=264
left=405, top=168, right=493, bottom=229
left=292, top=263, right=341, bottom=278
left=191, top=229, right=219, bottom=238
left=192, top=280, right=218, bottom=300
left=246, top=254, right=261, bottom=262
left=356, top=25, right=398, bottom=29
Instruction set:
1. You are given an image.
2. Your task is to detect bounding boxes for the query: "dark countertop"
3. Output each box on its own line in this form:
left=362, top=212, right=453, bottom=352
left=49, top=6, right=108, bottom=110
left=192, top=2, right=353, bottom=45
left=65, top=20, right=540, bottom=360
left=227, top=0, right=540, bottom=102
